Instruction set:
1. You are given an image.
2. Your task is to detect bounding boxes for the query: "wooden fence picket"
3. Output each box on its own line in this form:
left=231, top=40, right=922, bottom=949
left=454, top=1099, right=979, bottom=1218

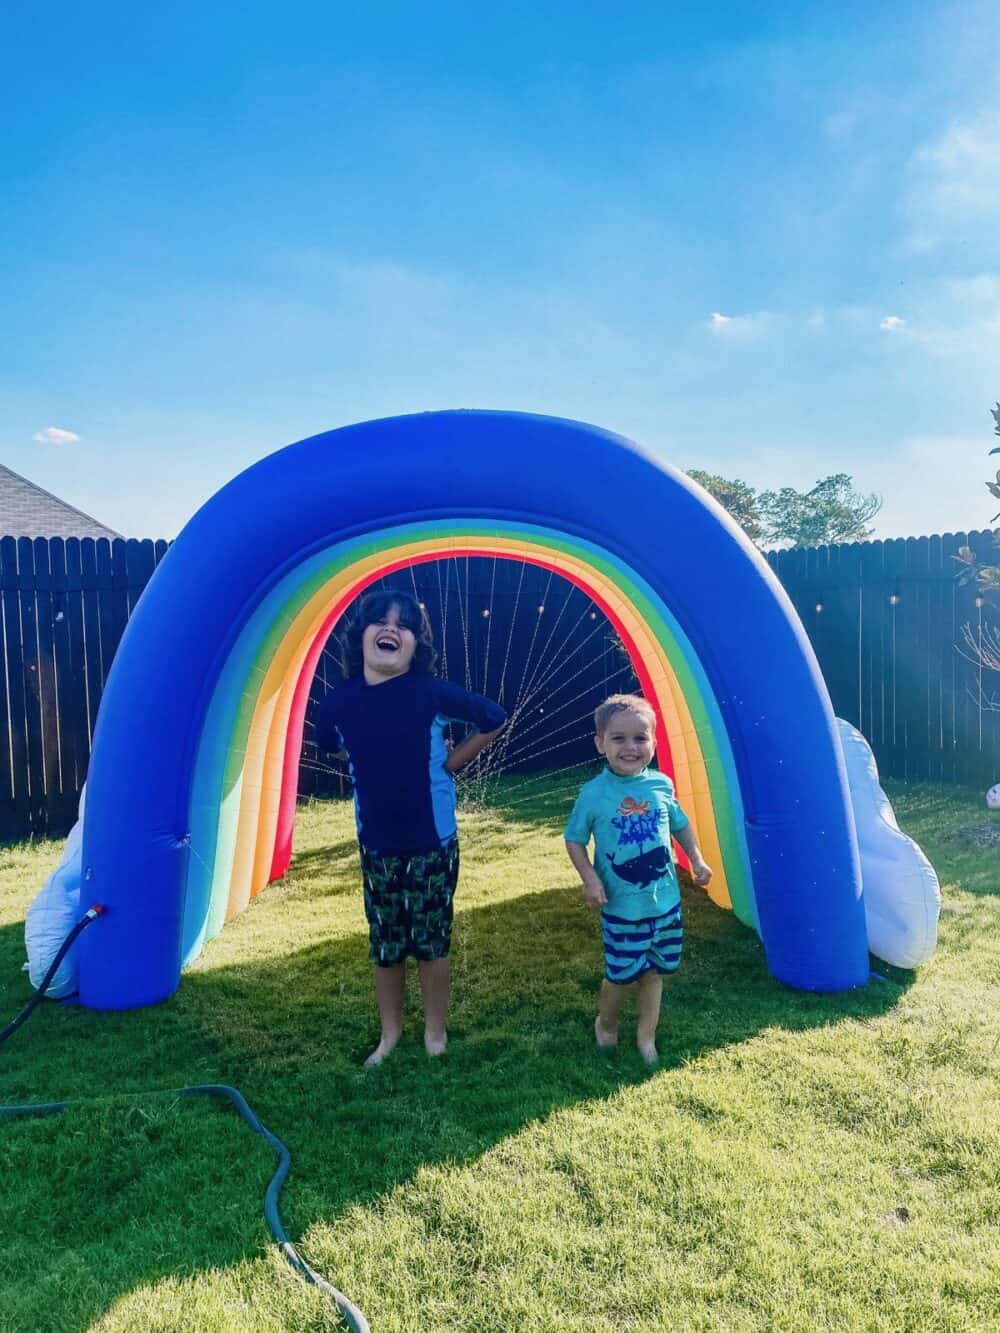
left=79, top=539, right=104, bottom=746
left=0, top=537, right=26, bottom=841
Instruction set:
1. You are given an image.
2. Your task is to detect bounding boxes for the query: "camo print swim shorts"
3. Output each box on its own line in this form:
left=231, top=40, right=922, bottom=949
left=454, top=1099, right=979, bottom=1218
left=359, top=839, right=460, bottom=966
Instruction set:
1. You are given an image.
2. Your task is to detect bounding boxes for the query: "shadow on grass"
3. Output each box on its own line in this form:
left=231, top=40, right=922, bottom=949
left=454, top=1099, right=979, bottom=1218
left=300, top=771, right=584, bottom=845
left=278, top=836, right=364, bottom=889
left=0, top=849, right=909, bottom=1331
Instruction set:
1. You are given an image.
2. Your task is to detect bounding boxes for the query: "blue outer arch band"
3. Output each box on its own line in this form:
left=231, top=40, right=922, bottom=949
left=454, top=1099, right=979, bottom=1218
left=78, top=411, right=868, bottom=1010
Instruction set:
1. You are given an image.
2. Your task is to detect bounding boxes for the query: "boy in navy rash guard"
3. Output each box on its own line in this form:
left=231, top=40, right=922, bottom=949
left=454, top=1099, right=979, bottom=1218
left=316, top=590, right=506, bottom=1066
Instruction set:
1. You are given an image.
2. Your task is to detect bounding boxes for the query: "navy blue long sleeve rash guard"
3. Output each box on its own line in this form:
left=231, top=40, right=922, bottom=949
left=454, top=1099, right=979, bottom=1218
left=315, top=672, right=507, bottom=854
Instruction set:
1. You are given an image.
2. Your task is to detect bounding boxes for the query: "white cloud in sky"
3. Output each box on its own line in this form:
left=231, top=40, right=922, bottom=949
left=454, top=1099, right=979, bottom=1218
left=707, top=310, right=777, bottom=339
left=863, top=434, right=988, bottom=538
left=902, top=108, right=1000, bottom=252
left=915, top=115, right=1000, bottom=212
left=33, top=426, right=80, bottom=445
left=700, top=293, right=995, bottom=376
left=894, top=278, right=1000, bottom=379
left=708, top=305, right=918, bottom=340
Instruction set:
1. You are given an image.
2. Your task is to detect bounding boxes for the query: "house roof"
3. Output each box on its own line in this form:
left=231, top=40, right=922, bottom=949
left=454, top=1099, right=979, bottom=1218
left=0, top=464, right=121, bottom=540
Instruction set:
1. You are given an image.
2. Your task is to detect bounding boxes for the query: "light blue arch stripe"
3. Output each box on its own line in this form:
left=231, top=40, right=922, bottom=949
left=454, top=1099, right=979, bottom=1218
left=183, top=518, right=755, bottom=962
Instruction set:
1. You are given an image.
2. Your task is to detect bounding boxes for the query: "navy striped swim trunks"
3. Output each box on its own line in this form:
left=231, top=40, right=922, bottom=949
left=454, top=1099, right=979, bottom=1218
left=600, top=903, right=683, bottom=985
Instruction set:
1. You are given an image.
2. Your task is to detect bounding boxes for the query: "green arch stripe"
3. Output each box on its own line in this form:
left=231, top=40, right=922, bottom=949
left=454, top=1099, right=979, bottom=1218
left=184, top=520, right=756, bottom=963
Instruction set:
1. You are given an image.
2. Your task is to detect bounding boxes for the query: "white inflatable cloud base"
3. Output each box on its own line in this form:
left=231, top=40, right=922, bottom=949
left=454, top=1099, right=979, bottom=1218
left=837, top=720, right=940, bottom=968
left=24, top=788, right=86, bottom=999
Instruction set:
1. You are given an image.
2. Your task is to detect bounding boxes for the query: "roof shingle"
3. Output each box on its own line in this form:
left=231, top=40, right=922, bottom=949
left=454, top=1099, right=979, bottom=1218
left=0, top=464, right=121, bottom=540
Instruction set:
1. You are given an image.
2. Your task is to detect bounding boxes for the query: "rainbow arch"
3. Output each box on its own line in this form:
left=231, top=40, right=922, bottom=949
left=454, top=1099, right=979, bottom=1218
left=78, top=411, right=868, bottom=1009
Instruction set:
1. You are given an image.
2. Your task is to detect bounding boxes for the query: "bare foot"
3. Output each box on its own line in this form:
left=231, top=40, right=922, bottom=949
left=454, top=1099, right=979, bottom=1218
left=364, top=1034, right=399, bottom=1067
left=594, top=1016, right=618, bottom=1050
left=637, top=1039, right=659, bottom=1065
left=424, top=1029, right=448, bottom=1057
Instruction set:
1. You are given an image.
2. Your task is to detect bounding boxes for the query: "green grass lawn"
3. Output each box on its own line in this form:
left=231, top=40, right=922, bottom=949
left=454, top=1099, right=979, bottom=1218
left=1, top=775, right=998, bottom=1332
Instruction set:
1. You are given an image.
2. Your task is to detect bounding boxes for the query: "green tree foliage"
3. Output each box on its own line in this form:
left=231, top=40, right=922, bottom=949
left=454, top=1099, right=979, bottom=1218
left=758, top=474, right=881, bottom=547
left=953, top=402, right=1000, bottom=606
left=686, top=470, right=765, bottom=542
left=686, top=470, right=880, bottom=548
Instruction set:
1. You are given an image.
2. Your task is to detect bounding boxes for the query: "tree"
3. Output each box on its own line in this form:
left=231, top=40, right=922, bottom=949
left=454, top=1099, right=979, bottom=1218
left=758, top=474, right=881, bottom=547
left=686, top=469, right=880, bottom=548
left=952, top=403, right=1000, bottom=714
left=953, top=402, right=1000, bottom=606
left=686, top=470, right=765, bottom=542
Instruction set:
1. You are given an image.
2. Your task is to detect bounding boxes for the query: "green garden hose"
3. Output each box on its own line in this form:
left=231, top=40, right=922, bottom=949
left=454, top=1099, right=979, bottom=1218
left=2, top=914, right=371, bottom=1333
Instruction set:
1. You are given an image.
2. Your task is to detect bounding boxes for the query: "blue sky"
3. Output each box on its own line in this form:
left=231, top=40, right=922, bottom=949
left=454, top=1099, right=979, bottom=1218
left=2, top=1, right=998, bottom=539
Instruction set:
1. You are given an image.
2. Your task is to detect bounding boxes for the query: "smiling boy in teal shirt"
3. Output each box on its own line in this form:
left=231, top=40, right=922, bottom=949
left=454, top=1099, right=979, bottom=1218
left=565, top=693, right=712, bottom=1063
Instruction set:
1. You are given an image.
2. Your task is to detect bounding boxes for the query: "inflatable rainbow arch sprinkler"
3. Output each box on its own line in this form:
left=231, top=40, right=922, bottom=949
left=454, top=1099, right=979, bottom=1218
left=75, top=410, right=937, bottom=1010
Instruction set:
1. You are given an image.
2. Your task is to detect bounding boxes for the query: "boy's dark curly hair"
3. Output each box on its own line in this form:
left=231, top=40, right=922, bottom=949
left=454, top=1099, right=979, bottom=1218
left=341, top=589, right=438, bottom=678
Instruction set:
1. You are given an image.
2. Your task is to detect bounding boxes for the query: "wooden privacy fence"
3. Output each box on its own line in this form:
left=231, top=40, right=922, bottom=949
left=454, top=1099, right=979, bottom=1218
left=2, top=529, right=998, bottom=842
left=766, top=528, right=999, bottom=787
left=1, top=536, right=170, bottom=841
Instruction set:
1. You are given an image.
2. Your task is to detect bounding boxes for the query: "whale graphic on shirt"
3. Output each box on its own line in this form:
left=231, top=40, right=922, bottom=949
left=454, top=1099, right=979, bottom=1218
left=605, top=844, right=671, bottom=889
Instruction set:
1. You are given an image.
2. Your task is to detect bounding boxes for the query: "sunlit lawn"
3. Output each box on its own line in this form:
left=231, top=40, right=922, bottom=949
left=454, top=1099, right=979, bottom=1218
left=1, top=774, right=998, bottom=1331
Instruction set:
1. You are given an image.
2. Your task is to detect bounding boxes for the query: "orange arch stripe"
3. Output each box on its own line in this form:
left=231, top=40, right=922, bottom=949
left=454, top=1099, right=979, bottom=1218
left=222, top=536, right=732, bottom=926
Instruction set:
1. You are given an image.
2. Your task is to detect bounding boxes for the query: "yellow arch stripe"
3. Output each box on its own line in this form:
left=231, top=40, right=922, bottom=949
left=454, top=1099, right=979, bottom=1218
left=234, top=536, right=729, bottom=914
left=225, top=537, right=732, bottom=923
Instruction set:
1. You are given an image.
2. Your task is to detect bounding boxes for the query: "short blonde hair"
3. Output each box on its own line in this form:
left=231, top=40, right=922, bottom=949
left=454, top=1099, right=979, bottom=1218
left=594, top=693, right=657, bottom=738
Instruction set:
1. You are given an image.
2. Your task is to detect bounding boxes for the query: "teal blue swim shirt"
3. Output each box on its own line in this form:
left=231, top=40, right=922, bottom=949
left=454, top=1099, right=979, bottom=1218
left=564, top=766, right=690, bottom=921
